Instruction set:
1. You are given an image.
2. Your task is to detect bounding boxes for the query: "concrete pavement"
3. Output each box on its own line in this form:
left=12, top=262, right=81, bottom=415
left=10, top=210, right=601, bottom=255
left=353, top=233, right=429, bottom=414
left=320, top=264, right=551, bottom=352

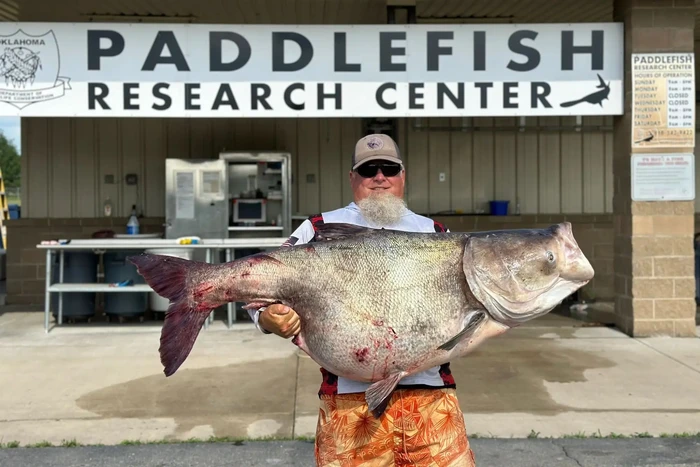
left=2, top=439, right=700, bottom=466
left=1, top=311, right=700, bottom=448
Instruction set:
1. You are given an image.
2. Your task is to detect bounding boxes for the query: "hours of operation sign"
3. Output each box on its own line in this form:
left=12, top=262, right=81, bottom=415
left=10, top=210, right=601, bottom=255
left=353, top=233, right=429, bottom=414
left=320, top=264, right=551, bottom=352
left=631, top=153, right=695, bottom=201
left=631, top=53, right=695, bottom=148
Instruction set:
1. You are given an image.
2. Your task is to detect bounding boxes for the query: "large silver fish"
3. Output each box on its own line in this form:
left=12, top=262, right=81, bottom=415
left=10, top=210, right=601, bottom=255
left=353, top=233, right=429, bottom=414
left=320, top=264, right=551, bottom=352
left=128, top=221, right=594, bottom=417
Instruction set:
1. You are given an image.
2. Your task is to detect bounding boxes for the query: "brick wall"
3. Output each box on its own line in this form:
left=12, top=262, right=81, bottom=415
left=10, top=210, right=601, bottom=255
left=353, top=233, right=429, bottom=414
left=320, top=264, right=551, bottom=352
left=609, top=0, right=697, bottom=337
left=5, top=214, right=616, bottom=306
left=614, top=203, right=697, bottom=336
left=5, top=217, right=165, bottom=305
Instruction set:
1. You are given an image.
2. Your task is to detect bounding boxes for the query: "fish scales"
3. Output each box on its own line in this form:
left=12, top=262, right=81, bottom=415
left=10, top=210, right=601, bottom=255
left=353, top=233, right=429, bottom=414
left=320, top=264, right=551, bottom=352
left=260, top=232, right=474, bottom=383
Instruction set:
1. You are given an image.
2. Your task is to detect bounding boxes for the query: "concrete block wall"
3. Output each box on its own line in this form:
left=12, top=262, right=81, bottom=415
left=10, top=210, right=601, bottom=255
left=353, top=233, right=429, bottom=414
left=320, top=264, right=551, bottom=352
left=614, top=203, right=697, bottom=337
left=5, top=217, right=165, bottom=306
left=611, top=0, right=698, bottom=337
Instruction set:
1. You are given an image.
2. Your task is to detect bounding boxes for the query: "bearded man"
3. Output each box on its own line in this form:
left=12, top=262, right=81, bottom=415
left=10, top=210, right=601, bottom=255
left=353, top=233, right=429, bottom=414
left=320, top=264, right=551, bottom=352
left=248, top=134, right=477, bottom=466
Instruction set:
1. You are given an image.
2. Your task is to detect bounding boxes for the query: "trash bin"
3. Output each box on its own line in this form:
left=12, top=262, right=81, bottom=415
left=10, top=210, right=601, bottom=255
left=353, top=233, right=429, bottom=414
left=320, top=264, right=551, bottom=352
left=145, top=248, right=194, bottom=312
left=51, top=252, right=98, bottom=320
left=489, top=200, right=509, bottom=216
left=103, top=250, right=148, bottom=319
left=8, top=204, right=20, bottom=219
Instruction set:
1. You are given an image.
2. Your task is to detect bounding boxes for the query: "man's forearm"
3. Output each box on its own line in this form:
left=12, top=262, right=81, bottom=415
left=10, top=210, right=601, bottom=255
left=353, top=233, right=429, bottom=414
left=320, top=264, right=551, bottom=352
left=249, top=307, right=272, bottom=334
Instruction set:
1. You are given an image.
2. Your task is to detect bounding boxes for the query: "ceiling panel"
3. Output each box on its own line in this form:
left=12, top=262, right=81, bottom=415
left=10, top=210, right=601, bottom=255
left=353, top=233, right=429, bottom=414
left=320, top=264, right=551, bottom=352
left=7, top=0, right=700, bottom=41
left=11, top=0, right=616, bottom=24
left=14, top=0, right=388, bottom=23
left=0, top=0, right=19, bottom=21
left=415, top=0, right=613, bottom=23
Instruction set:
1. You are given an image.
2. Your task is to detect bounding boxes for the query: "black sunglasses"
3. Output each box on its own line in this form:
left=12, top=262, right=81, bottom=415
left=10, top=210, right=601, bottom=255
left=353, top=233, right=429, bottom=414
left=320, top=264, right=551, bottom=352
left=355, top=162, right=403, bottom=178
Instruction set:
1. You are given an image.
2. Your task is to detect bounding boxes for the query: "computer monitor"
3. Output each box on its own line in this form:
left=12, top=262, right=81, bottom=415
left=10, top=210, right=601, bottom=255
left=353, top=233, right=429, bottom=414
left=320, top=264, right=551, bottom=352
left=233, top=198, right=266, bottom=224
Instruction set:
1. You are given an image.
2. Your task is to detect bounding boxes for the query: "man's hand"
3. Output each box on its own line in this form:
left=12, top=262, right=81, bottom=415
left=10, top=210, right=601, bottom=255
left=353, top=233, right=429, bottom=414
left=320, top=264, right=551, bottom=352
left=259, top=304, right=301, bottom=338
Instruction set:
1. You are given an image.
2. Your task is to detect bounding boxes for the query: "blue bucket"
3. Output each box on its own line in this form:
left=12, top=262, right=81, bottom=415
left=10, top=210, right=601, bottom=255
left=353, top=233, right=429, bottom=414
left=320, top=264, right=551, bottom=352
left=8, top=204, right=20, bottom=219
left=489, top=200, right=509, bottom=216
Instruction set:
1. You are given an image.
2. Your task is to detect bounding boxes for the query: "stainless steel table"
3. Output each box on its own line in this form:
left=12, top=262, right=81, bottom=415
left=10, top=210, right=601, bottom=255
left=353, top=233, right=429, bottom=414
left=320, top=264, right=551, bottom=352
left=37, top=238, right=287, bottom=333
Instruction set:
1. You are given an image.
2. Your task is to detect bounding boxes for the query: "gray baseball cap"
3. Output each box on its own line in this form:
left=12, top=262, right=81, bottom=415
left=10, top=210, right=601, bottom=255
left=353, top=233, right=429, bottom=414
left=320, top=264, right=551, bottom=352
left=352, top=134, right=403, bottom=170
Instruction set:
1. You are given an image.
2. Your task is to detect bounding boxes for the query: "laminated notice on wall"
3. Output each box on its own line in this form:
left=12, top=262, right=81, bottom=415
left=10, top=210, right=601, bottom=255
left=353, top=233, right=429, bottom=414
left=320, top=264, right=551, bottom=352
left=175, top=171, right=195, bottom=219
left=201, top=171, right=222, bottom=197
left=631, top=53, right=695, bottom=149
left=631, top=153, right=694, bottom=201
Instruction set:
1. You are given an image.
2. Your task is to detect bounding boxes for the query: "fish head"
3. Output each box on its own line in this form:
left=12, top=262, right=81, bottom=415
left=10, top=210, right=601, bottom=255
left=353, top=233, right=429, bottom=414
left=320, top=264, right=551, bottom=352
left=463, top=222, right=594, bottom=327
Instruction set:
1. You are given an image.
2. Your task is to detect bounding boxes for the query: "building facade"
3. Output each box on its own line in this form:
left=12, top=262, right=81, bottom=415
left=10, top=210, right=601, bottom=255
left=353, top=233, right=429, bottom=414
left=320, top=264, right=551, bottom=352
left=4, top=0, right=698, bottom=337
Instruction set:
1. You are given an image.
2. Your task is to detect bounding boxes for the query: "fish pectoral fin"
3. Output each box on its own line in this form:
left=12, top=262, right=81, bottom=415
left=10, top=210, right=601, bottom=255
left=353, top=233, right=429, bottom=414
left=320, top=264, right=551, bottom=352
left=313, top=222, right=382, bottom=242
left=242, top=300, right=278, bottom=310
left=365, top=371, right=406, bottom=418
left=437, top=311, right=486, bottom=351
left=291, top=333, right=311, bottom=356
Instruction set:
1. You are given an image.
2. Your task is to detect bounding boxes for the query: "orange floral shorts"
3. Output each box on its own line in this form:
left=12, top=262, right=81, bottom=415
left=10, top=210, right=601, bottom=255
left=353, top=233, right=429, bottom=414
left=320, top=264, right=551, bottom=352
left=314, top=388, right=476, bottom=467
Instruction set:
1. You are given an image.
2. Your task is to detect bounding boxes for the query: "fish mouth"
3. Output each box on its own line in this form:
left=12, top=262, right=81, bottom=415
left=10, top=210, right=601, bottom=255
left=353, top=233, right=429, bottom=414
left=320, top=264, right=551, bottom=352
left=560, top=266, right=595, bottom=283
left=554, top=222, right=595, bottom=283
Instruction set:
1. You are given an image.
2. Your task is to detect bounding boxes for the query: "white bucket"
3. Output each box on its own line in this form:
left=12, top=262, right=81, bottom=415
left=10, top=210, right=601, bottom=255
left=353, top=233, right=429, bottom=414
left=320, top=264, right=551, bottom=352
left=145, top=248, right=194, bottom=312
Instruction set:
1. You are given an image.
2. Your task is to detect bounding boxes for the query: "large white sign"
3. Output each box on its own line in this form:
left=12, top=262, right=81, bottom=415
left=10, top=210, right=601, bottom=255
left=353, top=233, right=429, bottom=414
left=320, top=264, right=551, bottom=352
left=0, top=22, right=624, bottom=118
left=631, top=153, right=695, bottom=201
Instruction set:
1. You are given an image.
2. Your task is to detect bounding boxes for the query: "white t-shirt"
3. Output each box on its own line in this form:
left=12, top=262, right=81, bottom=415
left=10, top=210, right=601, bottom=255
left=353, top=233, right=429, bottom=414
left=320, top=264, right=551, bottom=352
left=249, top=202, right=452, bottom=394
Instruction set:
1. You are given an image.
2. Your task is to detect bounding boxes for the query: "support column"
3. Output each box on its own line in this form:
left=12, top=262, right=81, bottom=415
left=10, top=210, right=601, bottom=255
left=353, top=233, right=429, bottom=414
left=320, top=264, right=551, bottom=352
left=613, top=0, right=697, bottom=337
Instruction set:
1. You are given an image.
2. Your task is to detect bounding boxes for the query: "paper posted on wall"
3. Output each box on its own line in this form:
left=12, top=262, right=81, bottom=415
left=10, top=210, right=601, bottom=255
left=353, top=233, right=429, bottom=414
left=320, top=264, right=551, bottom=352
left=175, top=171, right=195, bottom=219
left=631, top=53, right=695, bottom=149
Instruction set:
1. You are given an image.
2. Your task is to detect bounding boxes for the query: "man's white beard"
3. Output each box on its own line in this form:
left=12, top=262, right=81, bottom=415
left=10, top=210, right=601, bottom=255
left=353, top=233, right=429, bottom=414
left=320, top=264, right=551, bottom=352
left=357, top=191, right=407, bottom=226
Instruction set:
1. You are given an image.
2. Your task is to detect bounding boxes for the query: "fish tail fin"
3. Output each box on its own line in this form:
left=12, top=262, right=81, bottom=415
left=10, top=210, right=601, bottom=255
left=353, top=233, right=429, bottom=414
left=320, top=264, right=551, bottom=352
left=129, top=254, right=195, bottom=304
left=128, top=254, right=223, bottom=377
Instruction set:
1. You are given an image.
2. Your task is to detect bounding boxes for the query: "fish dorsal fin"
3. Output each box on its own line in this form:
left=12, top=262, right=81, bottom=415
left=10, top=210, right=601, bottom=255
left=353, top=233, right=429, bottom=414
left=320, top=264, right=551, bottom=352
left=596, top=73, right=607, bottom=89
left=313, top=222, right=381, bottom=242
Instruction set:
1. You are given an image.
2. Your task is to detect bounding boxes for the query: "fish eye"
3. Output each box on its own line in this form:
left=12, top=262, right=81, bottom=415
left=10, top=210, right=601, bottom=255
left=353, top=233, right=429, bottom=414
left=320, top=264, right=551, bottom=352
left=546, top=251, right=555, bottom=263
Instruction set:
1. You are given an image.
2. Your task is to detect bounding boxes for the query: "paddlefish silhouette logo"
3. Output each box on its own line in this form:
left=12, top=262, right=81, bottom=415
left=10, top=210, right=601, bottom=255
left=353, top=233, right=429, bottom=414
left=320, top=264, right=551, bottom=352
left=560, top=74, right=611, bottom=108
left=0, top=29, right=71, bottom=109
